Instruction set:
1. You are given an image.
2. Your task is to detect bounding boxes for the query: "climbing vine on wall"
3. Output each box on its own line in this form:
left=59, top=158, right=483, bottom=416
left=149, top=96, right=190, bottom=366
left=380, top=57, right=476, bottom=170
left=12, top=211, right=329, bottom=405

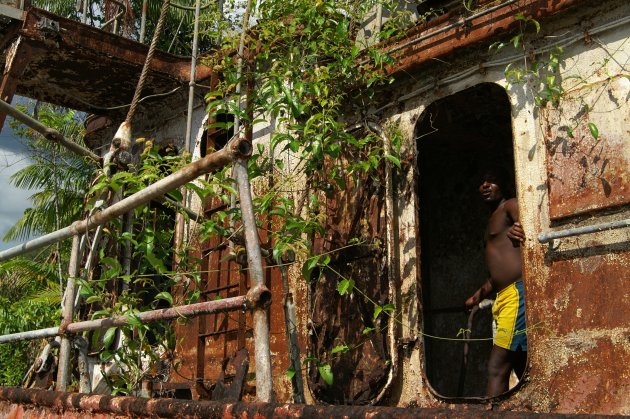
left=199, top=0, right=409, bottom=391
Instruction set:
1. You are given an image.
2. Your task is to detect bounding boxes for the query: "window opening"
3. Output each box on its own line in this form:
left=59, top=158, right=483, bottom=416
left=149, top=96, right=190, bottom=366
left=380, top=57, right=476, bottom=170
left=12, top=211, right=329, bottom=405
left=415, top=83, right=522, bottom=398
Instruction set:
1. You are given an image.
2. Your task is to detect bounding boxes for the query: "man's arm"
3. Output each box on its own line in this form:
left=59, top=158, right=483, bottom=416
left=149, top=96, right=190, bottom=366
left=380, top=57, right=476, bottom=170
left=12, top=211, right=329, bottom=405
left=505, top=198, right=525, bottom=246
left=465, top=279, right=494, bottom=309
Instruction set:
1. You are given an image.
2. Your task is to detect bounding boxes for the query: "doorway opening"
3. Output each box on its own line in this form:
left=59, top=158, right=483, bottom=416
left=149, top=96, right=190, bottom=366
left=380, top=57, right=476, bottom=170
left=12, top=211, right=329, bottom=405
left=415, top=82, right=519, bottom=398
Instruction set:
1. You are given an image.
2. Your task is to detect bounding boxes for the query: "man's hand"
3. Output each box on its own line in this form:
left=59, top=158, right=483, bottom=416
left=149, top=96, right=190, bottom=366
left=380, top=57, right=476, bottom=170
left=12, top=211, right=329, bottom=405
left=465, top=279, right=493, bottom=310
left=507, top=222, right=525, bottom=247
left=465, top=291, right=481, bottom=310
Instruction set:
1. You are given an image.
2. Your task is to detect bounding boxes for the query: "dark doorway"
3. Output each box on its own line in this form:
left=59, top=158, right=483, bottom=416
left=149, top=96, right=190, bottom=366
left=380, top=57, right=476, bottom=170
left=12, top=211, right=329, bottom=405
left=416, top=83, right=516, bottom=398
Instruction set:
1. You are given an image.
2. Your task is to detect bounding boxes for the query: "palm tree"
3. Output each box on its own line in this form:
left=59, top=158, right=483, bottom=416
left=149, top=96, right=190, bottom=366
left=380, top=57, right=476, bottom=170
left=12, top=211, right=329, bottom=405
left=0, top=102, right=94, bottom=386
left=4, top=103, right=96, bottom=242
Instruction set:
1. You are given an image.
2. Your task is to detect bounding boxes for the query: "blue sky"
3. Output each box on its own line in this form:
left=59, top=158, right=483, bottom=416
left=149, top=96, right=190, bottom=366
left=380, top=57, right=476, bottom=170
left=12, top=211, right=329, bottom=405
left=0, top=99, right=37, bottom=251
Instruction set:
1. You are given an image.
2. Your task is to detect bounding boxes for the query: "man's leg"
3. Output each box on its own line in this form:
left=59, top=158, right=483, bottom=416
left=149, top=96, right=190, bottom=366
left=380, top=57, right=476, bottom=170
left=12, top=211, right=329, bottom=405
left=511, top=348, right=527, bottom=379
left=487, top=345, right=512, bottom=397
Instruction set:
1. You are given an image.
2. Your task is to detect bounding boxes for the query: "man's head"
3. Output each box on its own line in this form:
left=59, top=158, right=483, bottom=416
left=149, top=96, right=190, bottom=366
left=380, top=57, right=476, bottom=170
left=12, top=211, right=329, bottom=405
left=478, top=166, right=513, bottom=203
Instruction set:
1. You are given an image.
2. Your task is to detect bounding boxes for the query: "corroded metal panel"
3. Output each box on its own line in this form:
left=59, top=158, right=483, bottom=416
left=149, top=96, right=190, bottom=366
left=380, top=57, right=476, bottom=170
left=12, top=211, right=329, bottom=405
left=544, top=77, right=630, bottom=219
left=0, top=7, right=213, bottom=117
left=536, top=251, right=630, bottom=333
left=308, top=146, right=391, bottom=404
left=522, top=240, right=630, bottom=413
left=386, top=0, right=586, bottom=78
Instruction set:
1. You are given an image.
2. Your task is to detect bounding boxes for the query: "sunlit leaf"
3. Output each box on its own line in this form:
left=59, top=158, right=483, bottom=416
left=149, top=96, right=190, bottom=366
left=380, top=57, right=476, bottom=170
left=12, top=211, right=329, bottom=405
left=318, top=363, right=333, bottom=385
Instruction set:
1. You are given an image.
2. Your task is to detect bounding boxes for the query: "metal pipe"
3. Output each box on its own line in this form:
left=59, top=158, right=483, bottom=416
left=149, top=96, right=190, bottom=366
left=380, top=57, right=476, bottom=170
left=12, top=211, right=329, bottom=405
left=0, top=296, right=247, bottom=344
left=280, top=261, right=304, bottom=403
left=81, top=0, right=89, bottom=24
left=56, top=235, right=81, bottom=392
left=374, top=3, right=383, bottom=45
left=74, top=336, right=91, bottom=393
left=0, top=137, right=251, bottom=262
left=184, top=0, right=201, bottom=155
left=359, top=0, right=520, bottom=66
left=230, top=0, right=273, bottom=401
left=175, top=0, right=202, bottom=263
left=234, top=159, right=273, bottom=402
left=0, top=386, right=474, bottom=417
left=0, top=99, right=100, bottom=163
left=139, top=0, right=148, bottom=43
left=365, top=121, right=398, bottom=404
left=538, top=218, right=630, bottom=244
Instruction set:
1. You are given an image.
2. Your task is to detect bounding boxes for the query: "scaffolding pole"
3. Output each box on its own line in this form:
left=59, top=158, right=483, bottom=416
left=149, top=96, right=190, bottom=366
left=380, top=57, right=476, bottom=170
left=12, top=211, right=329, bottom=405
left=0, top=295, right=253, bottom=345
left=56, top=235, right=81, bottom=392
left=0, top=136, right=251, bottom=262
left=0, top=99, right=100, bottom=163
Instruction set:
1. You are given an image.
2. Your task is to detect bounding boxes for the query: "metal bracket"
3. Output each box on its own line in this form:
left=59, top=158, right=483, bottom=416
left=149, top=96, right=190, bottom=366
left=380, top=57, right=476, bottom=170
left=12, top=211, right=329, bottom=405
left=35, top=16, right=60, bottom=34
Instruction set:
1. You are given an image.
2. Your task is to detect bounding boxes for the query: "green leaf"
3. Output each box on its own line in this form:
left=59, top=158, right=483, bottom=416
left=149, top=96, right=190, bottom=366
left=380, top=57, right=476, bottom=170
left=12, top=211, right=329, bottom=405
left=318, top=363, right=333, bottom=386
left=302, top=255, right=320, bottom=282
left=127, top=312, right=142, bottom=327
left=362, top=327, right=375, bottom=335
left=85, top=295, right=101, bottom=304
left=155, top=291, right=173, bottom=306
left=166, top=189, right=183, bottom=202
left=384, top=154, right=401, bottom=168
left=588, top=122, right=599, bottom=140
left=103, top=327, right=117, bottom=349
left=145, top=253, right=167, bottom=274
left=331, top=344, right=349, bottom=354
left=286, top=367, right=296, bottom=380
left=91, top=309, right=110, bottom=320
left=374, top=305, right=383, bottom=320
left=382, top=303, right=396, bottom=312
left=336, top=278, right=354, bottom=296
left=531, top=18, right=541, bottom=33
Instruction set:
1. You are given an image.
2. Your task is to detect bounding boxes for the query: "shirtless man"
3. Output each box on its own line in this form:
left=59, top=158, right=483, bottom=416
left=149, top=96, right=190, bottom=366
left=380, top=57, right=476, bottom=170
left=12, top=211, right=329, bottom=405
left=465, top=167, right=527, bottom=397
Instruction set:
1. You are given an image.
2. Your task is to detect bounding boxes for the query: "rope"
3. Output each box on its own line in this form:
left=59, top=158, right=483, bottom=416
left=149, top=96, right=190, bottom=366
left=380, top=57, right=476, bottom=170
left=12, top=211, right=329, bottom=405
left=125, top=0, right=171, bottom=124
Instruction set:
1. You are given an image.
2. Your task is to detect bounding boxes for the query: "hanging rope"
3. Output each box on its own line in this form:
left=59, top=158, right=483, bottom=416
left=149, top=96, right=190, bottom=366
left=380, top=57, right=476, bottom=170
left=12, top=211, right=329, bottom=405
left=125, top=0, right=171, bottom=124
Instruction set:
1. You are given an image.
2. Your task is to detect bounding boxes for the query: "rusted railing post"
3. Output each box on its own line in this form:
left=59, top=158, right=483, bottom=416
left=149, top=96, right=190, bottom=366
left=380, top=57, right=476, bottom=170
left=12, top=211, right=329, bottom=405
left=234, top=160, right=274, bottom=402
left=56, top=235, right=81, bottom=392
left=228, top=0, right=273, bottom=401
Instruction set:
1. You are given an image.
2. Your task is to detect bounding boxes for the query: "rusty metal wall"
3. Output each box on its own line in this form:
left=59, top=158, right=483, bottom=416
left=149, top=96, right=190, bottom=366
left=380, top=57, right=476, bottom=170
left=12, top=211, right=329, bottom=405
left=544, top=76, right=630, bottom=220
left=307, top=144, right=392, bottom=404
left=368, top=0, right=630, bottom=414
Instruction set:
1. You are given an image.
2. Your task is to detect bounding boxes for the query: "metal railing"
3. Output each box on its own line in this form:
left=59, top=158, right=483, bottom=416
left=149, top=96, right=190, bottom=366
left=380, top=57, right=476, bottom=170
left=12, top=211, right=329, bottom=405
left=0, top=0, right=274, bottom=403
left=0, top=126, right=274, bottom=400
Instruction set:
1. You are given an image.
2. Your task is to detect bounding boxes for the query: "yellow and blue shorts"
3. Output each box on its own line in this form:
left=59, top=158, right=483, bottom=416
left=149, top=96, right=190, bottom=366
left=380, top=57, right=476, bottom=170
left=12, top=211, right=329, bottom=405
left=492, top=280, right=527, bottom=351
